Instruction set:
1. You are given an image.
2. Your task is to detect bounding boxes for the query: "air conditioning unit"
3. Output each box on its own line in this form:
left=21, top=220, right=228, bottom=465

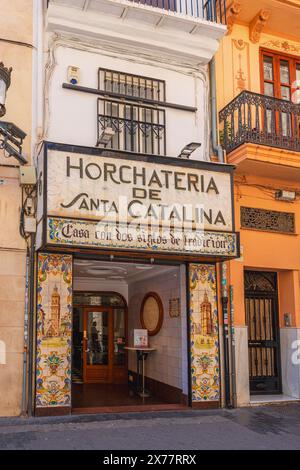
left=275, top=190, right=296, bottom=202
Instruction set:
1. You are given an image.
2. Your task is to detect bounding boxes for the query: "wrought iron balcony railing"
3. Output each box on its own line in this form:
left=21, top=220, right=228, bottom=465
left=219, top=91, right=300, bottom=154
left=129, top=0, right=227, bottom=23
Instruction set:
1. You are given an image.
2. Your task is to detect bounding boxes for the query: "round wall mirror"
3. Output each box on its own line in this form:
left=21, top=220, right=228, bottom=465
left=140, top=292, right=164, bottom=336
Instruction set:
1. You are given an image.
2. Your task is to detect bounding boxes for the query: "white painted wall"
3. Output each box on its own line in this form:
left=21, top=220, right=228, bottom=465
left=45, top=40, right=208, bottom=161
left=128, top=268, right=183, bottom=390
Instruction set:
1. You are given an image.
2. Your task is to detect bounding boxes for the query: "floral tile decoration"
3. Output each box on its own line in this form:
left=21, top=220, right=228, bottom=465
left=36, top=254, right=73, bottom=409
left=189, top=264, right=220, bottom=403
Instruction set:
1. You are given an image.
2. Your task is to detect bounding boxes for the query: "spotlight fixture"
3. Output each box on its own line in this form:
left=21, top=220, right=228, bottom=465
left=178, top=142, right=201, bottom=159
left=0, top=121, right=27, bottom=165
left=97, top=127, right=115, bottom=147
left=0, top=62, right=12, bottom=118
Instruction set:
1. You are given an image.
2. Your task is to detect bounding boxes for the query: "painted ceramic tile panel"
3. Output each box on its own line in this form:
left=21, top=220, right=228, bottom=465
left=36, top=254, right=72, bottom=409
left=189, top=264, right=220, bottom=402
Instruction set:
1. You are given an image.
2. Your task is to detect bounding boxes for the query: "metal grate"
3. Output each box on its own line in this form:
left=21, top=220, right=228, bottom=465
left=241, top=206, right=295, bottom=234
left=97, top=98, right=166, bottom=155
left=129, top=0, right=227, bottom=24
left=245, top=271, right=281, bottom=394
left=99, top=68, right=166, bottom=103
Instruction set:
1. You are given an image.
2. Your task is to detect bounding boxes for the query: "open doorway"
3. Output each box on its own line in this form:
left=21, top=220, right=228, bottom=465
left=71, top=259, right=188, bottom=413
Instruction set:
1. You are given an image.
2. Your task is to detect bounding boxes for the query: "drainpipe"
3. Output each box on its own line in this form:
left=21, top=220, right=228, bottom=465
left=221, top=262, right=232, bottom=408
left=210, top=56, right=233, bottom=407
left=21, top=246, right=30, bottom=417
left=229, top=285, right=237, bottom=408
left=209, top=57, right=224, bottom=163
left=27, top=234, right=36, bottom=417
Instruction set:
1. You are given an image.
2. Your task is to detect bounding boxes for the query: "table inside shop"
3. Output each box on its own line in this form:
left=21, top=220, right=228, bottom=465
left=125, top=347, right=156, bottom=398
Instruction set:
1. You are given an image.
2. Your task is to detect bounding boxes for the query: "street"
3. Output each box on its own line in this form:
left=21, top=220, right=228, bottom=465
left=0, top=404, right=300, bottom=450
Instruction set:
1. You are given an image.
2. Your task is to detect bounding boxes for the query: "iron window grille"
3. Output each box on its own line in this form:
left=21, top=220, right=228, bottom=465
left=97, top=98, right=166, bottom=156
left=240, top=206, right=295, bottom=234
left=98, top=68, right=166, bottom=103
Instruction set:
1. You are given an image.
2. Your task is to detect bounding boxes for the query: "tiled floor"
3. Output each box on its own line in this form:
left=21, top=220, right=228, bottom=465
left=72, top=383, right=186, bottom=414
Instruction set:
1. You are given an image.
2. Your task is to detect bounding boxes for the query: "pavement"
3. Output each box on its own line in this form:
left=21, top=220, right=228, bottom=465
left=0, top=404, right=300, bottom=450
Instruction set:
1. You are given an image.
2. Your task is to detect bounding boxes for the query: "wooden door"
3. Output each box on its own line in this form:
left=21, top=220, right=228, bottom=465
left=83, top=307, right=128, bottom=384
left=83, top=307, right=113, bottom=383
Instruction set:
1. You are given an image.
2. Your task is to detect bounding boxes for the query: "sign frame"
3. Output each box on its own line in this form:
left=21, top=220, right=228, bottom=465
left=38, top=142, right=240, bottom=261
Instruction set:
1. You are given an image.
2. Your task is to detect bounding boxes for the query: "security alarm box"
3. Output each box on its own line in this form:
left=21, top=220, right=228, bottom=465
left=68, top=66, right=80, bottom=85
left=20, top=166, right=37, bottom=186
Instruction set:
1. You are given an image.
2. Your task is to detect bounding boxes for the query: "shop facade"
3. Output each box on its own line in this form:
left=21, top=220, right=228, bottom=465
left=34, top=143, right=239, bottom=415
left=29, top=1, right=238, bottom=416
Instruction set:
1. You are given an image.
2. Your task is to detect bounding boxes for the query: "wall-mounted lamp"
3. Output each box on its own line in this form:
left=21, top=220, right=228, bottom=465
left=97, top=127, right=115, bottom=147
left=0, top=62, right=12, bottom=118
left=178, top=142, right=201, bottom=159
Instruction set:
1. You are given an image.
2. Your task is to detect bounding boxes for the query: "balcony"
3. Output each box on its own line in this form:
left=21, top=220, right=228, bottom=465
left=48, top=0, right=226, bottom=24
left=219, top=91, right=300, bottom=181
left=122, top=0, right=226, bottom=23
left=47, top=0, right=227, bottom=65
left=219, top=91, right=300, bottom=154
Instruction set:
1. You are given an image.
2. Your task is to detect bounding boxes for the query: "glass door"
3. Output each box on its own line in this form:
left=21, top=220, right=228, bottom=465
left=82, top=306, right=127, bottom=383
left=83, top=307, right=112, bottom=383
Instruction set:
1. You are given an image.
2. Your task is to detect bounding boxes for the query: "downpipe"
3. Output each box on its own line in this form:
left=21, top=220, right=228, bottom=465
left=209, top=57, right=224, bottom=164
left=21, top=247, right=30, bottom=417
left=209, top=56, right=235, bottom=407
left=229, top=285, right=237, bottom=408
left=221, top=262, right=232, bottom=408
left=27, top=234, right=36, bottom=417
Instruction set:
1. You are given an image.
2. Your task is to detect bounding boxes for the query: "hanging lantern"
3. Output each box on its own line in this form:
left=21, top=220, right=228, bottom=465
left=0, top=63, right=12, bottom=118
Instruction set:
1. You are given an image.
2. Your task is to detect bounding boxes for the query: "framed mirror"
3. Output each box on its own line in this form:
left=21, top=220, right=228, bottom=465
left=140, top=292, right=164, bottom=336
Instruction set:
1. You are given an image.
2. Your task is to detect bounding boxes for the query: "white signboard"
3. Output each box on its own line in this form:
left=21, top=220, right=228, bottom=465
left=47, top=150, right=233, bottom=232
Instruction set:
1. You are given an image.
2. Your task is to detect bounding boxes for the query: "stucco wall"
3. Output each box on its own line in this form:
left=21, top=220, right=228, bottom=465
left=0, top=0, right=33, bottom=417
left=45, top=42, right=208, bottom=161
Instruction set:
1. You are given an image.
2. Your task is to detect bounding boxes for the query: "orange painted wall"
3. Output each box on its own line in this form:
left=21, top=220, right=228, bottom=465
left=215, top=6, right=300, bottom=330
left=229, top=173, right=300, bottom=327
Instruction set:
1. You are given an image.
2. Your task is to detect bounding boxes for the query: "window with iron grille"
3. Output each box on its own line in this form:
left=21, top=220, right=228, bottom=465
left=97, top=98, right=166, bottom=156
left=98, top=68, right=166, bottom=102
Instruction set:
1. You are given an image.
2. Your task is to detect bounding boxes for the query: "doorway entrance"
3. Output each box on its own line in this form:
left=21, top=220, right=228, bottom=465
left=83, top=306, right=127, bottom=383
left=72, top=293, right=127, bottom=385
left=245, top=271, right=282, bottom=395
left=71, top=259, right=187, bottom=412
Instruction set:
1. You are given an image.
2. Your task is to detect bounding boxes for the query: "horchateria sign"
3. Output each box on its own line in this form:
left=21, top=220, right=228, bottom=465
left=38, top=145, right=239, bottom=258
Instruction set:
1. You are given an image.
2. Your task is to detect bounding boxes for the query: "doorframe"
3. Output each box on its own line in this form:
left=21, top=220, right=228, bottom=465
left=72, top=291, right=128, bottom=386
left=244, top=270, right=282, bottom=395
left=83, top=306, right=114, bottom=383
